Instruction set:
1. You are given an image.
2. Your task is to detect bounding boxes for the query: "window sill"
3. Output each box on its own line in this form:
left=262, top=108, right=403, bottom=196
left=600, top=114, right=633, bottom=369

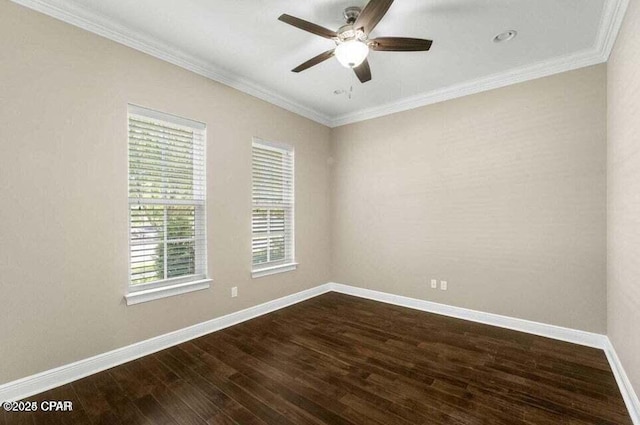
left=124, top=278, right=212, bottom=306
left=252, top=263, right=298, bottom=279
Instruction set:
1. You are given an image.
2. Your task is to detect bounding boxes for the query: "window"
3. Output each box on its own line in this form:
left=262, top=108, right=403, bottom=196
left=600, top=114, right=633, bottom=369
left=252, top=138, right=296, bottom=277
left=126, top=105, right=209, bottom=304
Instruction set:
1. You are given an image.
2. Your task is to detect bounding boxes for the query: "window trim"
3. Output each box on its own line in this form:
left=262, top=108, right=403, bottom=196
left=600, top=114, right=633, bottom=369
left=124, top=278, right=212, bottom=305
left=251, top=137, right=296, bottom=278
left=126, top=105, right=209, bottom=303
left=252, top=262, right=298, bottom=279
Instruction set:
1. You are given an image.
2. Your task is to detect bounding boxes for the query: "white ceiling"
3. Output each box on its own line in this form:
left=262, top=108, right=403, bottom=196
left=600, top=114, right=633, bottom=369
left=13, top=0, right=627, bottom=126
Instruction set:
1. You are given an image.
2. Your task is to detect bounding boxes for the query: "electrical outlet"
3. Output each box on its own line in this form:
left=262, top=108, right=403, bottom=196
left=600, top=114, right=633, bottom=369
left=231, top=286, right=238, bottom=298
left=440, top=280, right=448, bottom=291
left=430, top=279, right=437, bottom=289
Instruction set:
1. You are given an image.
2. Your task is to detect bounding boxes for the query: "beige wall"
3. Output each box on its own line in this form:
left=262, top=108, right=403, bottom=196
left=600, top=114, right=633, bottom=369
left=331, top=65, right=608, bottom=333
left=0, top=2, right=332, bottom=384
left=0, top=0, right=620, bottom=388
left=608, top=0, right=640, bottom=395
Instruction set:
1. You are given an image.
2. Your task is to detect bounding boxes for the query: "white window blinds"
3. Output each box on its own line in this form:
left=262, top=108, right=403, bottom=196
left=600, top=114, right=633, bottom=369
left=128, top=105, right=206, bottom=288
left=252, top=139, right=295, bottom=272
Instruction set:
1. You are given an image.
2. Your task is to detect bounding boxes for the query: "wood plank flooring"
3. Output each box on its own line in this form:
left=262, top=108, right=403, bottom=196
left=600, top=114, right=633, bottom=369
left=3, top=292, right=632, bottom=424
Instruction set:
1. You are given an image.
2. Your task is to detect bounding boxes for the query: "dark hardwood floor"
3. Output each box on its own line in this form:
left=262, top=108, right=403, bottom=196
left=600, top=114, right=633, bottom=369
left=4, top=292, right=632, bottom=424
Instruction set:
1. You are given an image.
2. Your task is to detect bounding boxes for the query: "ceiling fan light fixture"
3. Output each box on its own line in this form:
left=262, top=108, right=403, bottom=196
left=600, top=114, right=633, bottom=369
left=335, top=40, right=369, bottom=68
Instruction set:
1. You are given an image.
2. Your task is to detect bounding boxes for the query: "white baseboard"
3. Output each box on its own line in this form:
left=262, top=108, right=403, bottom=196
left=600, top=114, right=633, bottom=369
left=329, top=282, right=638, bottom=424
left=2, top=281, right=638, bottom=425
left=329, top=283, right=608, bottom=348
left=604, top=338, right=640, bottom=424
left=0, top=283, right=332, bottom=402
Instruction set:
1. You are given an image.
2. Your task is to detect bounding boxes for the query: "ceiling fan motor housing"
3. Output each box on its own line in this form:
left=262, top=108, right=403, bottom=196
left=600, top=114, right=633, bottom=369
left=337, top=25, right=367, bottom=43
left=338, top=7, right=367, bottom=44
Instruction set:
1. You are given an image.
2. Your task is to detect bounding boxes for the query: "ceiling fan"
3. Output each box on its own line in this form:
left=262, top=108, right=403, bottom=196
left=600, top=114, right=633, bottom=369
left=278, top=0, right=433, bottom=83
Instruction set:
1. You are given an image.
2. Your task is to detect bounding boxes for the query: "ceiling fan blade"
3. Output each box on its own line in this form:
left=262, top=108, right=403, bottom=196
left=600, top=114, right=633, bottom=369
left=354, top=59, right=372, bottom=83
left=292, top=49, right=335, bottom=73
left=370, top=37, right=433, bottom=51
left=278, top=14, right=337, bottom=39
left=354, top=0, right=394, bottom=34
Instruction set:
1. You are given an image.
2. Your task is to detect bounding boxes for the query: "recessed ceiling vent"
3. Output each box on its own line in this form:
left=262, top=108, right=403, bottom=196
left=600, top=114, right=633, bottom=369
left=493, top=30, right=517, bottom=43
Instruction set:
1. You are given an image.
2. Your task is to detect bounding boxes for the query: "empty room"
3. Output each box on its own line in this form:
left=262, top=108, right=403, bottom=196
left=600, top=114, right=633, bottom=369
left=1, top=0, right=639, bottom=423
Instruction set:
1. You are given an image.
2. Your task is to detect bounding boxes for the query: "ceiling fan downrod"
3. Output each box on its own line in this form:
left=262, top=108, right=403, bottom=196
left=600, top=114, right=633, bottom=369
left=343, top=6, right=361, bottom=25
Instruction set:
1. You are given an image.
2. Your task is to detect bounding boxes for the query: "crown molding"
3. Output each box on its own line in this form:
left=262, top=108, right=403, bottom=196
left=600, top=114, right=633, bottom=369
left=329, top=0, right=629, bottom=127
left=329, top=48, right=604, bottom=127
left=11, top=0, right=628, bottom=129
left=10, top=0, right=333, bottom=127
left=596, top=0, right=630, bottom=61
